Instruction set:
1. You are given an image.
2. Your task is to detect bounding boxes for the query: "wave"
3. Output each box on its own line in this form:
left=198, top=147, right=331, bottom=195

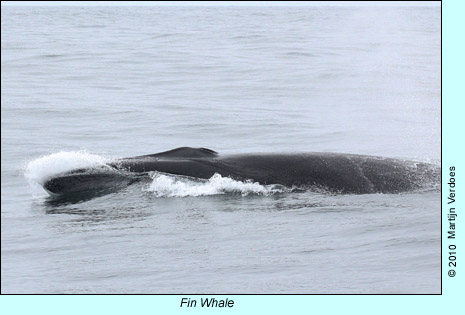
left=146, top=172, right=290, bottom=198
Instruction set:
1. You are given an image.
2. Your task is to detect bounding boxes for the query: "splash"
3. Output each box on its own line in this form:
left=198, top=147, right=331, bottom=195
left=146, top=172, right=289, bottom=198
left=24, top=151, right=111, bottom=187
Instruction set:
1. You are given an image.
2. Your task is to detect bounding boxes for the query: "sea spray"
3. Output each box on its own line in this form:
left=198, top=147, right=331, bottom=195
left=146, top=172, right=290, bottom=197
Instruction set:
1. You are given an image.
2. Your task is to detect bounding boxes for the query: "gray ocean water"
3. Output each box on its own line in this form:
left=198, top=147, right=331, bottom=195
left=1, top=6, right=440, bottom=294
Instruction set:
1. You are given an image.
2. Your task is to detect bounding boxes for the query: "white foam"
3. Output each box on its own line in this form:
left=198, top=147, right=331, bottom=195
left=146, top=172, right=288, bottom=198
left=24, top=151, right=111, bottom=187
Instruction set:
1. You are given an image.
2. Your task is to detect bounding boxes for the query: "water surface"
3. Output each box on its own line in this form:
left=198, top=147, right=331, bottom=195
left=1, top=5, right=440, bottom=293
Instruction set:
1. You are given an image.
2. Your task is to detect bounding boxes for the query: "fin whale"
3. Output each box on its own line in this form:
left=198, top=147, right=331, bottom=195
left=42, top=147, right=439, bottom=196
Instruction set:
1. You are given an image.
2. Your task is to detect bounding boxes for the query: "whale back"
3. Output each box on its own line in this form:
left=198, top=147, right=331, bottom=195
left=131, top=147, right=218, bottom=159
left=42, top=148, right=440, bottom=197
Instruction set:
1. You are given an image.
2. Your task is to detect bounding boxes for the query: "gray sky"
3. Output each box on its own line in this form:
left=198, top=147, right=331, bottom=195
left=1, top=1, right=441, bottom=7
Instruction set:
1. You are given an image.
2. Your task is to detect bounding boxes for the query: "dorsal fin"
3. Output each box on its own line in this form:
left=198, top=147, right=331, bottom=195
left=143, top=147, right=218, bottom=159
